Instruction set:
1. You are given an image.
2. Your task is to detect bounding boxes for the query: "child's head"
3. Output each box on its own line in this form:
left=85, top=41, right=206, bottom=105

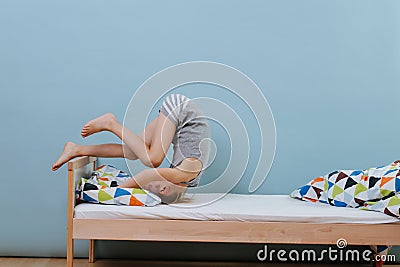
left=143, top=180, right=186, bottom=204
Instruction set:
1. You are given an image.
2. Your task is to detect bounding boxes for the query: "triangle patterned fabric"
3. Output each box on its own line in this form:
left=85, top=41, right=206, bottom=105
left=290, top=161, right=400, bottom=266
left=290, top=160, right=400, bottom=219
left=77, top=165, right=161, bottom=206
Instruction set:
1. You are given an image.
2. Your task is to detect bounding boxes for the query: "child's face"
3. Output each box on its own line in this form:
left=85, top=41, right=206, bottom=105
left=144, top=180, right=174, bottom=196
left=143, top=180, right=184, bottom=203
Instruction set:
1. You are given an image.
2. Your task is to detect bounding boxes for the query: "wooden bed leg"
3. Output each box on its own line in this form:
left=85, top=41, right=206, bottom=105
left=89, top=239, right=95, bottom=263
left=66, top=156, right=97, bottom=267
left=67, top=237, right=74, bottom=267
left=67, top=166, right=74, bottom=267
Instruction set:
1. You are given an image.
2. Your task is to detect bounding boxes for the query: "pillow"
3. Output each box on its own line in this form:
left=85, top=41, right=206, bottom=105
left=290, top=161, right=400, bottom=209
left=77, top=164, right=161, bottom=207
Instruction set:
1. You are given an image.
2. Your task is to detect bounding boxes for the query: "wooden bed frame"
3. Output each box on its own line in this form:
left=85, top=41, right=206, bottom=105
left=67, top=156, right=400, bottom=267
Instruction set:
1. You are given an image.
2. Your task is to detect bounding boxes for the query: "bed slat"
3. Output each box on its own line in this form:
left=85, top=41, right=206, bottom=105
left=73, top=219, right=400, bottom=246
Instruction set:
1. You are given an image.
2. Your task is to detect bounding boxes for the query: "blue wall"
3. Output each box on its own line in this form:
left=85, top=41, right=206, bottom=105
left=0, top=0, right=399, bottom=259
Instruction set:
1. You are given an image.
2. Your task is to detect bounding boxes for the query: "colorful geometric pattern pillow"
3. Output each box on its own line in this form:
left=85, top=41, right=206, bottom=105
left=77, top=165, right=161, bottom=207
left=290, top=161, right=400, bottom=218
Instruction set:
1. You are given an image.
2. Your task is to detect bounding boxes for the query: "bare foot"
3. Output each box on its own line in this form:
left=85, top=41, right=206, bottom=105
left=81, top=113, right=117, bottom=138
left=52, top=142, right=79, bottom=171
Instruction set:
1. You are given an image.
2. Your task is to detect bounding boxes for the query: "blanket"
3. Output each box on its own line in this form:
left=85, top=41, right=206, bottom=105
left=76, top=165, right=161, bottom=206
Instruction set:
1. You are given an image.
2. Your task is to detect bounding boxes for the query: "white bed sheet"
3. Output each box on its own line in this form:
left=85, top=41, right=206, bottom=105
left=74, top=193, right=399, bottom=224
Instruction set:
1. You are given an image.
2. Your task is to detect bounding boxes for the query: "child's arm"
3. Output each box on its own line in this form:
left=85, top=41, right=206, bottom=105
left=118, top=167, right=199, bottom=188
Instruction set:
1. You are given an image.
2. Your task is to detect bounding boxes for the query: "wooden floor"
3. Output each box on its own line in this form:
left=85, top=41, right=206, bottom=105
left=1, top=258, right=399, bottom=267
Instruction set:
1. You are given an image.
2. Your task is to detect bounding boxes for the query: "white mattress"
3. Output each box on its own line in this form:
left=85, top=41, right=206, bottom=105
left=74, top=193, right=399, bottom=224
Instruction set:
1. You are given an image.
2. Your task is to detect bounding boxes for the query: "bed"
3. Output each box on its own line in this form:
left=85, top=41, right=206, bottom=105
left=67, top=156, right=400, bottom=267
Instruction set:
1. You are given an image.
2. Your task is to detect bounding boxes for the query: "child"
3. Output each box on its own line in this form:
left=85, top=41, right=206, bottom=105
left=52, top=94, right=210, bottom=203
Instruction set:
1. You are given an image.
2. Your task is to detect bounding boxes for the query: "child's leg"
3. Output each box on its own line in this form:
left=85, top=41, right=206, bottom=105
left=52, top=142, right=133, bottom=171
left=81, top=113, right=158, bottom=147
left=52, top=113, right=159, bottom=171
left=80, top=112, right=176, bottom=168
